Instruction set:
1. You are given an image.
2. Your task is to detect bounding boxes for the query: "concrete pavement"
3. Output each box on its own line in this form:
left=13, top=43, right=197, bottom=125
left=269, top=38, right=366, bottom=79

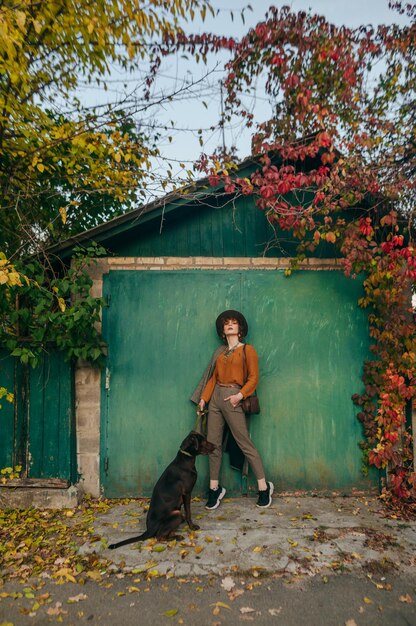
left=84, top=494, right=416, bottom=579
left=1, top=494, right=416, bottom=625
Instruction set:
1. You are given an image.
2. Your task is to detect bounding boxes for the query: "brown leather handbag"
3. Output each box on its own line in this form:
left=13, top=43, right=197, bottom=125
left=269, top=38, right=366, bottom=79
left=242, top=345, right=260, bottom=414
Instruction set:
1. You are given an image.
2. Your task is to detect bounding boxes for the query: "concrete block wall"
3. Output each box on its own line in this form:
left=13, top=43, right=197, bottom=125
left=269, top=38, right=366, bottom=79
left=75, top=362, right=101, bottom=497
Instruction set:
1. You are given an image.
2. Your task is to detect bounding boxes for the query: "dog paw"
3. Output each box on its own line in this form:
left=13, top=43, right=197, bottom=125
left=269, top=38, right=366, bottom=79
left=189, top=523, right=200, bottom=531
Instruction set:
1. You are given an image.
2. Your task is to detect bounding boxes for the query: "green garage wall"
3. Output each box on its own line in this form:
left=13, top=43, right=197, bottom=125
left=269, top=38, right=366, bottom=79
left=100, top=269, right=377, bottom=497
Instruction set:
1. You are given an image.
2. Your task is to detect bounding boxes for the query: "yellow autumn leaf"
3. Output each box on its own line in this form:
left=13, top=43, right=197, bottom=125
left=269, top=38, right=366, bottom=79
left=8, top=272, right=23, bottom=286
left=152, top=545, right=166, bottom=553
left=85, top=571, right=102, bottom=581
left=37, top=162, right=45, bottom=172
left=59, top=207, right=67, bottom=224
left=163, top=609, right=178, bottom=617
left=32, top=19, right=42, bottom=33
left=363, top=596, right=373, bottom=604
left=15, top=11, right=27, bottom=31
left=253, top=546, right=263, bottom=553
left=0, top=271, right=8, bottom=285
left=57, top=297, right=66, bottom=312
left=127, top=43, right=135, bottom=60
left=211, top=601, right=231, bottom=611
left=55, top=568, right=76, bottom=583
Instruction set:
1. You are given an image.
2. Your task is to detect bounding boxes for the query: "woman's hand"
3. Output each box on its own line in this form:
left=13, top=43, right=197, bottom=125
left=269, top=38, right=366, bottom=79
left=198, top=399, right=206, bottom=411
left=225, top=392, right=243, bottom=408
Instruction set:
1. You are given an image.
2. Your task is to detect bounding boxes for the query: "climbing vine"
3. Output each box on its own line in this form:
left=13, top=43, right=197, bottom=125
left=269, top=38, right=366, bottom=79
left=163, top=3, right=416, bottom=498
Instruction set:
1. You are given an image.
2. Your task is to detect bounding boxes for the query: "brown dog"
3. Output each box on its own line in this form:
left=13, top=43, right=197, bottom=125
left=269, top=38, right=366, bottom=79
left=108, top=431, right=215, bottom=549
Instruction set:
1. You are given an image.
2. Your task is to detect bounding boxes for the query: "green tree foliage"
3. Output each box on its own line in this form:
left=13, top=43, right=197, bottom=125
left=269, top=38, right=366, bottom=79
left=0, top=0, right=211, bottom=255
left=0, top=1, right=212, bottom=389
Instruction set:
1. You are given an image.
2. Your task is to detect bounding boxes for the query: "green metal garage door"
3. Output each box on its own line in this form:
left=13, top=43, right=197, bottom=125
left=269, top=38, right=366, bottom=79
left=100, top=269, right=378, bottom=497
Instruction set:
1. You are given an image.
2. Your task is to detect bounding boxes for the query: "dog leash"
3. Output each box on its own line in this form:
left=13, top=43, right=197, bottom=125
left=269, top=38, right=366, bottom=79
left=194, top=406, right=208, bottom=434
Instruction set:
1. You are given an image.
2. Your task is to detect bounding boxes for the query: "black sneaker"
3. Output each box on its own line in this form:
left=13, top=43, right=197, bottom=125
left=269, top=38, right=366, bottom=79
left=256, top=482, right=274, bottom=508
left=205, top=486, right=226, bottom=510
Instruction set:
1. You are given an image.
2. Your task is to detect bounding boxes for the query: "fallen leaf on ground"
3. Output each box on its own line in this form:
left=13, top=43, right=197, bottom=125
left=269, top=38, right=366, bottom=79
left=152, top=545, right=166, bottom=553
left=363, top=596, right=373, bottom=604
left=302, top=513, right=317, bottom=520
left=269, top=607, right=282, bottom=616
left=240, top=607, right=255, bottom=614
left=221, top=576, right=235, bottom=591
left=46, top=602, right=67, bottom=616
left=228, top=588, right=244, bottom=601
left=67, top=593, right=87, bottom=603
left=163, top=609, right=178, bottom=617
left=399, top=594, right=413, bottom=603
left=211, top=601, right=231, bottom=615
left=85, top=570, right=102, bottom=581
left=345, top=620, right=358, bottom=626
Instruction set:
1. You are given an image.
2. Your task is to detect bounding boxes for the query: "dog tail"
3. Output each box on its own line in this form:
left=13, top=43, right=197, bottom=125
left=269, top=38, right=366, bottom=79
left=108, top=530, right=152, bottom=550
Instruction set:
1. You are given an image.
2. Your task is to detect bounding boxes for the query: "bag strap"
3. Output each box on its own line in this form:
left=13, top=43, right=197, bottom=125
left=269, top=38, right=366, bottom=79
left=242, top=344, right=248, bottom=384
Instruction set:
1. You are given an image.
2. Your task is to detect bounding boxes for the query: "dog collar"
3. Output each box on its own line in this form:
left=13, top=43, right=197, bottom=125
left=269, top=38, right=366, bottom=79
left=179, top=448, right=193, bottom=457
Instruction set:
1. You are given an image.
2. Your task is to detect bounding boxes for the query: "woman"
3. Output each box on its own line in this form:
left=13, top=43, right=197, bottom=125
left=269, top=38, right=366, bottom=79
left=198, top=310, right=274, bottom=510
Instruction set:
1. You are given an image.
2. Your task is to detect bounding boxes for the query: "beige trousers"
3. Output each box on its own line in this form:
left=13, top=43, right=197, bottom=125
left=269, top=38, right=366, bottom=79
left=207, top=384, right=265, bottom=481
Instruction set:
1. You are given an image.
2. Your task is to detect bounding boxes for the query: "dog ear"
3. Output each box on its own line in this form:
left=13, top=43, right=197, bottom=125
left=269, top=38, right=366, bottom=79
left=191, top=434, right=199, bottom=452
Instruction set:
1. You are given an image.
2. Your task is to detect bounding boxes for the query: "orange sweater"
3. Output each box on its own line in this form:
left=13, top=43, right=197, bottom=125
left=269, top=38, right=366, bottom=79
left=201, top=344, right=259, bottom=403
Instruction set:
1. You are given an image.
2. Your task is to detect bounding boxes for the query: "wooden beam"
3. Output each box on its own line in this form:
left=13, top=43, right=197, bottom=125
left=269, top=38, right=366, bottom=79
left=0, top=478, right=70, bottom=489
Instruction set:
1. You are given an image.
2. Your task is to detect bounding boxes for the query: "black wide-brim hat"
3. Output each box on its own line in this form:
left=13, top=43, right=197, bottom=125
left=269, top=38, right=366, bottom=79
left=216, top=310, right=248, bottom=338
